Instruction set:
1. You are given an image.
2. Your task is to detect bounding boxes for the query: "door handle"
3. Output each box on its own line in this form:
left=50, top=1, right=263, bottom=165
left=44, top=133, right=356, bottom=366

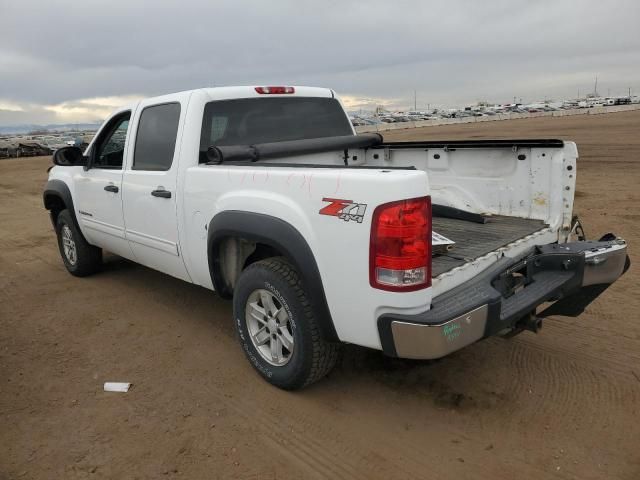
left=151, top=188, right=172, bottom=198
left=104, top=184, right=119, bottom=193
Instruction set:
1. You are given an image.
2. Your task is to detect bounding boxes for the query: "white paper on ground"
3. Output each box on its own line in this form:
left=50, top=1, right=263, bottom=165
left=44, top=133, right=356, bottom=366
left=104, top=382, right=131, bottom=392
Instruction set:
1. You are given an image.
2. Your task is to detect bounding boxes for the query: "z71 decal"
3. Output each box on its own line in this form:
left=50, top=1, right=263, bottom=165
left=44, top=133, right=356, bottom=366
left=319, top=198, right=367, bottom=223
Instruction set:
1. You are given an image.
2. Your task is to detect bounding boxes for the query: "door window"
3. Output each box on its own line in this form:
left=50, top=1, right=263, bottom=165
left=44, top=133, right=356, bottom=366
left=133, top=103, right=181, bottom=171
left=93, top=113, right=131, bottom=169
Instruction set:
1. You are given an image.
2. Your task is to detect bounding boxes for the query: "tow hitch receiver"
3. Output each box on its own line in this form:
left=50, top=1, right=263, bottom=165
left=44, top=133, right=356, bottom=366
left=502, top=313, right=543, bottom=338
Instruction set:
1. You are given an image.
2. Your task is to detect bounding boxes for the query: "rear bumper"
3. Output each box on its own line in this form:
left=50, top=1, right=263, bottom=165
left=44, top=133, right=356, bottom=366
left=378, top=238, right=629, bottom=360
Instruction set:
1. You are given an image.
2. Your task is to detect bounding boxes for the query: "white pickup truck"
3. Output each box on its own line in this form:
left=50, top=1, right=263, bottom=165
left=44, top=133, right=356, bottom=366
left=43, top=86, right=629, bottom=389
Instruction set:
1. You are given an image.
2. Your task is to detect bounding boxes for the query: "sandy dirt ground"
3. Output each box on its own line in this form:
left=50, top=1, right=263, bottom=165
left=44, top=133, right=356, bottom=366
left=1, top=111, right=639, bottom=479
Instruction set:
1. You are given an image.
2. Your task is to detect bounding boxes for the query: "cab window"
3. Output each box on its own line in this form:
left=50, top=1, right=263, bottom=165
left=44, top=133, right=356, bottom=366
left=133, top=103, right=181, bottom=171
left=93, top=112, right=131, bottom=169
left=198, top=97, right=352, bottom=163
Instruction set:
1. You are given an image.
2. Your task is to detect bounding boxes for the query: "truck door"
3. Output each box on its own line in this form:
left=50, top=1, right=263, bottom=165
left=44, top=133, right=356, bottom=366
left=121, top=99, right=191, bottom=281
left=73, top=110, right=134, bottom=260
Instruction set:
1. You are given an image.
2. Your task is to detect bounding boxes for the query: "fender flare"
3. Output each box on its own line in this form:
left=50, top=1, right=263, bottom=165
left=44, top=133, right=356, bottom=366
left=207, top=210, right=339, bottom=342
left=43, top=179, right=81, bottom=233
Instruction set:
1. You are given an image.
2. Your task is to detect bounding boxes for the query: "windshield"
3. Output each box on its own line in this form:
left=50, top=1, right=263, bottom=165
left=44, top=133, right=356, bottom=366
left=199, top=97, right=353, bottom=158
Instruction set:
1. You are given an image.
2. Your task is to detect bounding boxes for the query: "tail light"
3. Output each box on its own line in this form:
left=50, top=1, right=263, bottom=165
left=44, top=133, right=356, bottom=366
left=254, top=86, right=295, bottom=94
left=370, top=196, right=432, bottom=291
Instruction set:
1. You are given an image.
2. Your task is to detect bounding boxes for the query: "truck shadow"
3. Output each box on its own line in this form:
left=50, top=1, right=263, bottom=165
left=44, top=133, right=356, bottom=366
left=331, top=344, right=510, bottom=411
left=101, top=252, right=141, bottom=273
left=96, top=253, right=509, bottom=411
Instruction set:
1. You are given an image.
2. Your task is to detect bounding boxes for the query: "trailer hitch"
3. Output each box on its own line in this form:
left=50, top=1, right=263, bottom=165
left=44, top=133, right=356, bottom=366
left=500, top=312, right=543, bottom=338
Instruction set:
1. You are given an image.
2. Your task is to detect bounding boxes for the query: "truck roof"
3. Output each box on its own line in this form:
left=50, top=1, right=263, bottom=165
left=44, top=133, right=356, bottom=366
left=200, top=86, right=335, bottom=101
left=118, top=86, right=336, bottom=112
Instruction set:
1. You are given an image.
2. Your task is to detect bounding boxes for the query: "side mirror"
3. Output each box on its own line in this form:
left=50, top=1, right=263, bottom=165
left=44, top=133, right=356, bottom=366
left=52, top=146, right=87, bottom=167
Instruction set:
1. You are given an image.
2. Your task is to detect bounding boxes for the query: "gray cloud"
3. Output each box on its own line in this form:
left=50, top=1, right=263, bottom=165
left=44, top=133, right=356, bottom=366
left=1, top=0, right=639, bottom=124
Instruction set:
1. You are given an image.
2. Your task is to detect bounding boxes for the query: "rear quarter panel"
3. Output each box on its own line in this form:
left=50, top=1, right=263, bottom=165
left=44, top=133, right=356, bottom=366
left=182, top=164, right=431, bottom=349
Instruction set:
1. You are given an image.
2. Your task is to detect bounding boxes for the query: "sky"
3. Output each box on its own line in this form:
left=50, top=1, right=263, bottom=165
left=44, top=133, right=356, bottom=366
left=1, top=0, right=639, bottom=125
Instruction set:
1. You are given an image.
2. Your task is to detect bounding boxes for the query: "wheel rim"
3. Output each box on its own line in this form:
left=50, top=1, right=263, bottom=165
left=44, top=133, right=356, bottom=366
left=245, top=289, right=294, bottom=366
left=61, top=225, right=77, bottom=265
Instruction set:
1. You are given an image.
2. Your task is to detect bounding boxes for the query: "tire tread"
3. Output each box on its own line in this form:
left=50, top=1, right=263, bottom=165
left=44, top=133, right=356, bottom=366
left=55, top=209, right=102, bottom=277
left=243, top=257, right=339, bottom=389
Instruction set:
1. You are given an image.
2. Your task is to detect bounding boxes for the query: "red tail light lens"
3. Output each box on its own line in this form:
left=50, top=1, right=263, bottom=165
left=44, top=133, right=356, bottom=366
left=370, top=196, right=432, bottom=291
left=254, top=86, right=295, bottom=94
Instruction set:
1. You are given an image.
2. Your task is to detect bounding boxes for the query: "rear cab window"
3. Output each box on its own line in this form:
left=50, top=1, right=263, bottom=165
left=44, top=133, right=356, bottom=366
left=133, top=103, right=181, bottom=171
left=199, top=97, right=352, bottom=162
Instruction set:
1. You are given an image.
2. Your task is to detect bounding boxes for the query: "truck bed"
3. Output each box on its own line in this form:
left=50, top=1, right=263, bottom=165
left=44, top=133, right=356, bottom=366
left=432, top=216, right=547, bottom=277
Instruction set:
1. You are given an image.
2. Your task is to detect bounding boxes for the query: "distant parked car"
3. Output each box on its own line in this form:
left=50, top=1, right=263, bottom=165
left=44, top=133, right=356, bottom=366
left=15, top=141, right=50, bottom=157
left=0, top=141, right=17, bottom=158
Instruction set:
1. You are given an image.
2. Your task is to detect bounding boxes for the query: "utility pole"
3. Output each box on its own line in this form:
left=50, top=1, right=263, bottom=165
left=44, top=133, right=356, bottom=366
left=414, top=90, right=417, bottom=111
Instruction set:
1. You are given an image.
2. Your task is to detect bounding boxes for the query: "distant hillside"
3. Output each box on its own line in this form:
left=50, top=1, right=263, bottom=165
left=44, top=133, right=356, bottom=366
left=0, top=123, right=102, bottom=135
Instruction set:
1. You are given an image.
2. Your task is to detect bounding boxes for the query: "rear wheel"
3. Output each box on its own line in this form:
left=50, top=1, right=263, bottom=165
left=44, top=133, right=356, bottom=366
left=233, top=257, right=340, bottom=390
left=55, top=209, right=102, bottom=277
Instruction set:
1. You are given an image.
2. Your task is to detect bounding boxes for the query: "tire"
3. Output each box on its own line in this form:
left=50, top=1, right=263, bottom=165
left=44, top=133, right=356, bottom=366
left=233, top=257, right=340, bottom=390
left=55, top=209, right=102, bottom=277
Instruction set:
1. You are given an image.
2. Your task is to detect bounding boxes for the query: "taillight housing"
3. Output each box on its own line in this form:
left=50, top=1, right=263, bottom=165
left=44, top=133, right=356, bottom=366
left=254, top=86, right=295, bottom=94
left=370, top=196, right=432, bottom=291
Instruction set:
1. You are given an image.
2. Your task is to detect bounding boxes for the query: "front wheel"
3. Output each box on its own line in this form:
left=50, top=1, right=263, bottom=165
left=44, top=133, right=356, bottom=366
left=55, top=209, right=102, bottom=277
left=233, top=257, right=340, bottom=390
